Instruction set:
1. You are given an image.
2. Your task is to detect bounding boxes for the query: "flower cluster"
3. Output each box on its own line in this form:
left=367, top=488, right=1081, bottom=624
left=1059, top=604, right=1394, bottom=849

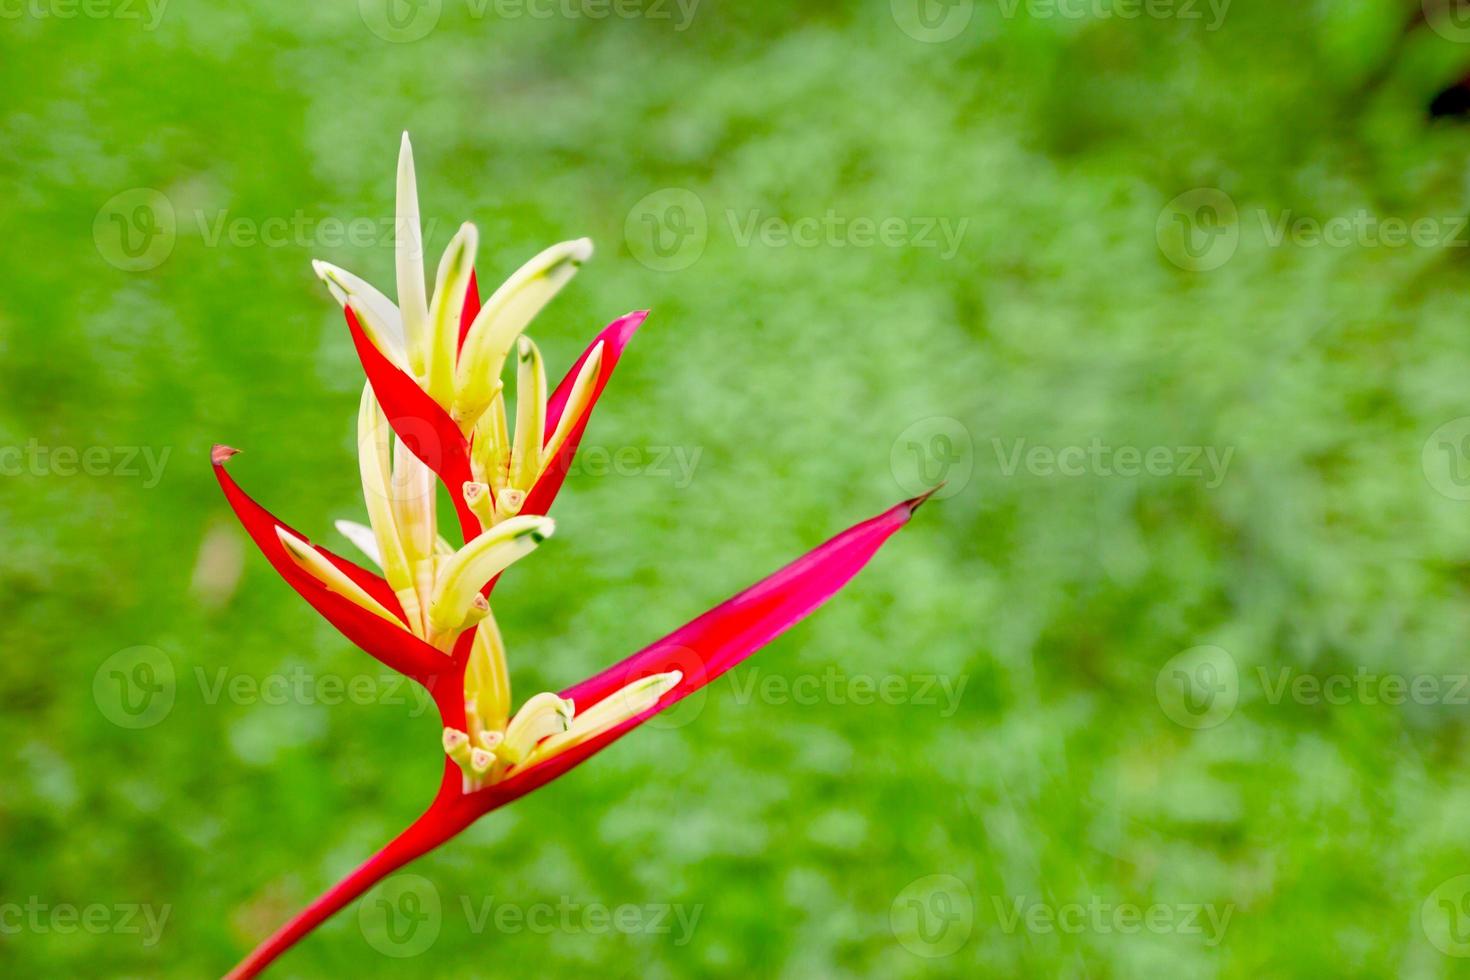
left=214, top=134, right=927, bottom=978
left=282, top=134, right=679, bottom=790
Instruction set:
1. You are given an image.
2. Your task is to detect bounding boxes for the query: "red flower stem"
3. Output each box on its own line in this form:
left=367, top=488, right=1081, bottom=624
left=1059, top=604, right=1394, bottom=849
left=223, top=774, right=476, bottom=980
left=224, top=663, right=474, bottom=979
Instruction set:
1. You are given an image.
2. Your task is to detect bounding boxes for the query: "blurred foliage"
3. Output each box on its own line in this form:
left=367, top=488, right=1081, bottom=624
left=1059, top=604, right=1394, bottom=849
left=7, top=0, right=1470, bottom=975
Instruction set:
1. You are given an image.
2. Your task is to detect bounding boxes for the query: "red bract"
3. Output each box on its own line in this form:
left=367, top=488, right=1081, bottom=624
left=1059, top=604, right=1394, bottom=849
left=220, top=470, right=928, bottom=977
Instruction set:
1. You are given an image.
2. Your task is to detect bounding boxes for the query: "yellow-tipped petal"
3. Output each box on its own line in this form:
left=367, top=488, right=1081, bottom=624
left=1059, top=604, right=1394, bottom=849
left=508, top=336, right=546, bottom=492
left=527, top=671, right=683, bottom=765
left=498, top=691, right=575, bottom=765
left=357, top=386, right=412, bottom=592
left=465, top=616, right=511, bottom=732
left=312, top=260, right=407, bottom=365
left=344, top=298, right=411, bottom=373
left=425, top=515, right=554, bottom=633
left=453, top=238, right=592, bottom=427
left=274, top=527, right=403, bottom=628
left=396, top=132, right=430, bottom=377
left=541, top=340, right=603, bottom=468
left=425, top=222, right=478, bottom=409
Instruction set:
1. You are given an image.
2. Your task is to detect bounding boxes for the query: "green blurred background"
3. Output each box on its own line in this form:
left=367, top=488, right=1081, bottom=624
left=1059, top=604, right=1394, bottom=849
left=8, top=0, right=1470, bottom=975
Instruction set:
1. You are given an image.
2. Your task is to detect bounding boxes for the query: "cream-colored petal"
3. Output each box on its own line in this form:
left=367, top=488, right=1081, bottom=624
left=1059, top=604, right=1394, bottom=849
left=453, top=238, right=592, bottom=428
left=274, top=526, right=404, bottom=628
left=312, top=259, right=407, bottom=358
left=498, top=691, right=574, bottom=765
left=425, top=515, right=554, bottom=634
left=541, top=341, right=603, bottom=468
left=425, top=222, right=478, bottom=409
left=508, top=336, right=546, bottom=493
left=526, top=671, right=682, bottom=765
left=396, top=132, right=430, bottom=376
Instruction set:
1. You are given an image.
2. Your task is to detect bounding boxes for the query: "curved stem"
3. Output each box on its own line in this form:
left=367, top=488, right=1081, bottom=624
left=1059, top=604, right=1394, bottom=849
left=223, top=770, right=474, bottom=978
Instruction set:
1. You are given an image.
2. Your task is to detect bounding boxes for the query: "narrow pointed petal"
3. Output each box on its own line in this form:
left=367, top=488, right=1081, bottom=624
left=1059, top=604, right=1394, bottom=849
left=276, top=527, right=403, bottom=627
left=396, top=132, right=430, bottom=376
left=521, top=310, right=646, bottom=517
left=453, top=238, right=592, bottom=428
left=346, top=307, right=481, bottom=542
left=211, top=446, right=449, bottom=681
left=492, top=493, right=930, bottom=796
left=508, top=336, right=546, bottom=492
left=312, top=260, right=408, bottom=365
left=426, top=223, right=478, bottom=408
left=541, top=341, right=602, bottom=468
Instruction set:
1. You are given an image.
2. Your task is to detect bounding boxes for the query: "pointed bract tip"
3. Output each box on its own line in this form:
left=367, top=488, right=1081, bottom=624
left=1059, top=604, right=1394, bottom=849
left=211, top=445, right=240, bottom=466
left=905, top=483, right=944, bottom=514
left=607, top=309, right=650, bottom=344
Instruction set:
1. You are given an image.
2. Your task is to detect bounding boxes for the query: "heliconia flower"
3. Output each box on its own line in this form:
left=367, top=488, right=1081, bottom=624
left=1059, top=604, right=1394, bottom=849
left=216, top=135, right=932, bottom=978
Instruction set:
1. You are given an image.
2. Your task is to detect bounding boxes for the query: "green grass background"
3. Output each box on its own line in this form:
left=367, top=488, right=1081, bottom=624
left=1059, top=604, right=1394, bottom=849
left=7, top=0, right=1470, bottom=975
